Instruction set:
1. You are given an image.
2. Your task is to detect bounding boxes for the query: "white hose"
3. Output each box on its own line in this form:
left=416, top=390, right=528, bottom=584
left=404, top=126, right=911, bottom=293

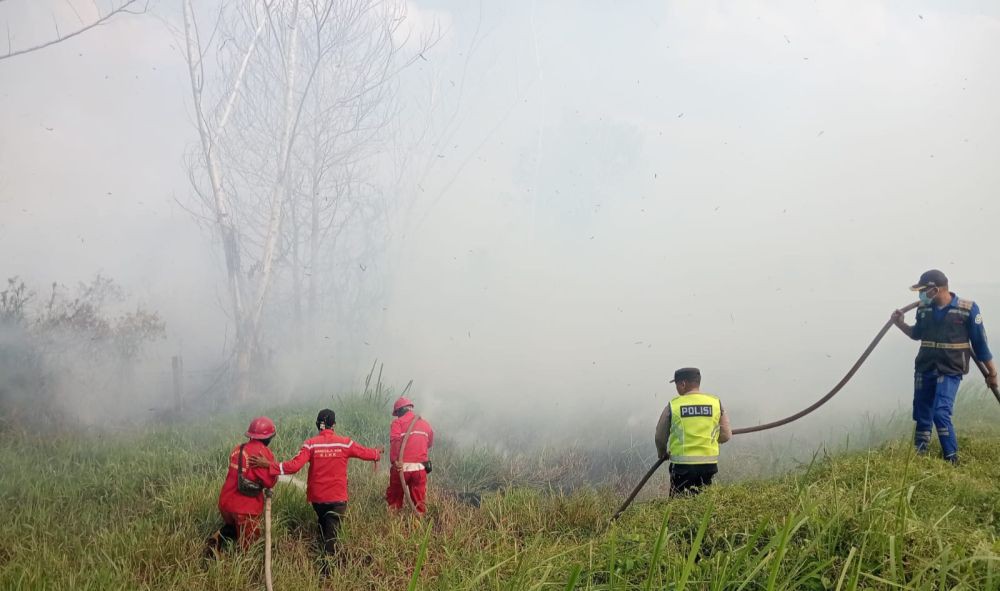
left=277, top=475, right=306, bottom=491
left=264, top=492, right=274, bottom=591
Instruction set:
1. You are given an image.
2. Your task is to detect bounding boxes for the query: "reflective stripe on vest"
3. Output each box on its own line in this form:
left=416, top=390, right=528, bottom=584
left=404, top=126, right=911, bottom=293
left=670, top=454, right=720, bottom=463
left=919, top=341, right=971, bottom=350
left=668, top=393, right=721, bottom=465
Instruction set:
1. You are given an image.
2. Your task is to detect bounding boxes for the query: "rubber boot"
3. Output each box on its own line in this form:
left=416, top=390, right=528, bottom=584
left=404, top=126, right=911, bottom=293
left=318, top=556, right=334, bottom=579
left=203, top=530, right=223, bottom=560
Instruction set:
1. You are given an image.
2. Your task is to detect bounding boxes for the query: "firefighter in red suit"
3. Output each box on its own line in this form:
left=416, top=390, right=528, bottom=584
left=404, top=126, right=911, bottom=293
left=204, top=416, right=278, bottom=556
left=251, top=409, right=380, bottom=564
left=386, top=397, right=434, bottom=514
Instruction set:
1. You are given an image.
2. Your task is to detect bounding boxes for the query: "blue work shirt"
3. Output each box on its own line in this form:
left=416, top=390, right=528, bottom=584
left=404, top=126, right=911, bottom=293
left=911, top=293, right=993, bottom=363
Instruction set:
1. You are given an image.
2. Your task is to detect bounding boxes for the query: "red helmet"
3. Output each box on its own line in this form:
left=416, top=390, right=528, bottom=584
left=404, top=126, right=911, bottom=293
left=246, top=416, right=276, bottom=440
left=393, top=397, right=414, bottom=414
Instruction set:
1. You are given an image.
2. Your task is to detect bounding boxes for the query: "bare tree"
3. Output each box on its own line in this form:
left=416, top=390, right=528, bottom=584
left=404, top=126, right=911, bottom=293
left=0, top=0, right=146, bottom=62
left=278, top=7, right=406, bottom=348
left=182, top=0, right=426, bottom=400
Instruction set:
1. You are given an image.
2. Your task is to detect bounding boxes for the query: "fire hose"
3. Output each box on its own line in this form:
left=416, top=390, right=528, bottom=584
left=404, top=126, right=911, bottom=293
left=264, top=488, right=274, bottom=591
left=397, top=414, right=422, bottom=513
left=260, top=462, right=389, bottom=584
left=611, top=301, right=1000, bottom=521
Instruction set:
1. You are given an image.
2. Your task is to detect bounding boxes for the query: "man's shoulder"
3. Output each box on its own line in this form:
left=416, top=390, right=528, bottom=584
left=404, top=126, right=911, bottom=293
left=306, top=432, right=355, bottom=452
left=321, top=431, right=353, bottom=444
left=957, top=297, right=975, bottom=311
left=670, top=393, right=721, bottom=405
left=305, top=432, right=337, bottom=445
left=246, top=440, right=272, bottom=455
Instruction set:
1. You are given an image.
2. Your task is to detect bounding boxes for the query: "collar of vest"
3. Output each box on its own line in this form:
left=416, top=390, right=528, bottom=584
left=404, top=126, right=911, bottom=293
left=920, top=293, right=960, bottom=310
left=678, top=391, right=714, bottom=397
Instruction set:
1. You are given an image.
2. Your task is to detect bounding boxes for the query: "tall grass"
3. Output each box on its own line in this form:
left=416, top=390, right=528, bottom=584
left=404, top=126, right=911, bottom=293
left=2, top=390, right=1000, bottom=589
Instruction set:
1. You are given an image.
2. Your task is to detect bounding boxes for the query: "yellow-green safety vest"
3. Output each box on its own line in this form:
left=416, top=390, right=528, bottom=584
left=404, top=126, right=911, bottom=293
left=668, top=392, right=722, bottom=464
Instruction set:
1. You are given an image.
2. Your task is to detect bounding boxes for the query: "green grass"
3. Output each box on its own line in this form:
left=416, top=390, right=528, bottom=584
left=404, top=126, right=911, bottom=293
left=3, top=390, right=1000, bottom=590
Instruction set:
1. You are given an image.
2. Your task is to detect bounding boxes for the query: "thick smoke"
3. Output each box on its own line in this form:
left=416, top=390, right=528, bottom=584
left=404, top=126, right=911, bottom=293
left=1, top=1, right=998, bottom=468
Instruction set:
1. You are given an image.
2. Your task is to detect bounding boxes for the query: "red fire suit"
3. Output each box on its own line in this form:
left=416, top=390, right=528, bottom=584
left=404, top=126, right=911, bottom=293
left=386, top=412, right=434, bottom=514
left=217, top=439, right=277, bottom=549
left=270, top=429, right=381, bottom=503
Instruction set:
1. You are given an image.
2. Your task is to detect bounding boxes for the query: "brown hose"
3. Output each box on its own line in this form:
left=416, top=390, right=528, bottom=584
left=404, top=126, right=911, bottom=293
left=733, top=301, right=920, bottom=435
left=612, top=301, right=935, bottom=522
left=610, top=455, right=668, bottom=521
left=973, top=356, right=1000, bottom=405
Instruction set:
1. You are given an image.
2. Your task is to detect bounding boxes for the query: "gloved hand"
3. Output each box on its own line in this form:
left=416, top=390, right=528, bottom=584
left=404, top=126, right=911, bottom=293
left=423, top=460, right=432, bottom=474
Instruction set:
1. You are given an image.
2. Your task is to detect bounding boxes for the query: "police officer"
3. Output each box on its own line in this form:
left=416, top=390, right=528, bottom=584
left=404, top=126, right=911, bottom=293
left=892, top=270, right=997, bottom=464
left=654, top=368, right=732, bottom=495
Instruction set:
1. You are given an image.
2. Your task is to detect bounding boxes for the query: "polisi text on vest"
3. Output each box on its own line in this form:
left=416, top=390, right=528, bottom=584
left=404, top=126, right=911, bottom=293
left=680, top=405, right=714, bottom=418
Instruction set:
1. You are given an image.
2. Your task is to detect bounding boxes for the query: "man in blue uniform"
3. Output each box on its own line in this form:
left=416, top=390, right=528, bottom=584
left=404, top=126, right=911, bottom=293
left=892, top=270, right=997, bottom=464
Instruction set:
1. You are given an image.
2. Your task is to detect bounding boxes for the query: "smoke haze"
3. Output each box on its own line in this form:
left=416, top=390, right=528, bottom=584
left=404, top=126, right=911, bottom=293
left=2, top=1, right=998, bottom=452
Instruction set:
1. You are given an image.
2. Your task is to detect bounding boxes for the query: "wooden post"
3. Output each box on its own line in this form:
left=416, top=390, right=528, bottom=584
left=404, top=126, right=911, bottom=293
left=172, top=355, right=184, bottom=412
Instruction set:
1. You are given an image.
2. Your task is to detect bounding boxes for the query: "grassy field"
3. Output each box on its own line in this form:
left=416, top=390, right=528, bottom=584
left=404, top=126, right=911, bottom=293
left=3, top=390, right=1000, bottom=590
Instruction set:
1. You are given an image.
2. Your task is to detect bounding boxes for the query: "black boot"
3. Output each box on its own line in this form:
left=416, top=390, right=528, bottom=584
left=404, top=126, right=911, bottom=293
left=319, top=557, right=333, bottom=579
left=203, top=530, right=223, bottom=560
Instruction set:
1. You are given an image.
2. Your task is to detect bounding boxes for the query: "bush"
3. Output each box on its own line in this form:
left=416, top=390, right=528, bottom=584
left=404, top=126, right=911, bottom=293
left=0, top=275, right=165, bottom=425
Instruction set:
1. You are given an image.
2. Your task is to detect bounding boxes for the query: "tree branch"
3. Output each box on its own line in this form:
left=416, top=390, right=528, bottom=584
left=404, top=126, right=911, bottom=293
left=0, top=0, right=146, bottom=62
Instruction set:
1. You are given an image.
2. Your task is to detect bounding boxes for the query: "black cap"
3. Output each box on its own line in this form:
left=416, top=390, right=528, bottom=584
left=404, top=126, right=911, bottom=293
left=670, top=367, right=701, bottom=383
left=316, top=409, right=336, bottom=429
left=910, top=269, right=948, bottom=292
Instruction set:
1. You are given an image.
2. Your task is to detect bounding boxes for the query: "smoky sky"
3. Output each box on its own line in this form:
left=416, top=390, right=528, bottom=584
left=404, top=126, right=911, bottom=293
left=2, top=1, right=999, bottom=437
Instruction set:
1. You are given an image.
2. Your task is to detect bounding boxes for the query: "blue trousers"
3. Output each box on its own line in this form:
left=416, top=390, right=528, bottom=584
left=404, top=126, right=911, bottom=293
left=912, top=372, right=961, bottom=459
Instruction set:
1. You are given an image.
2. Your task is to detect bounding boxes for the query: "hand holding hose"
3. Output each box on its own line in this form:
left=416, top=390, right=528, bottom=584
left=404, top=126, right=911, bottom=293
left=972, top=357, right=1000, bottom=403
left=890, top=308, right=916, bottom=339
